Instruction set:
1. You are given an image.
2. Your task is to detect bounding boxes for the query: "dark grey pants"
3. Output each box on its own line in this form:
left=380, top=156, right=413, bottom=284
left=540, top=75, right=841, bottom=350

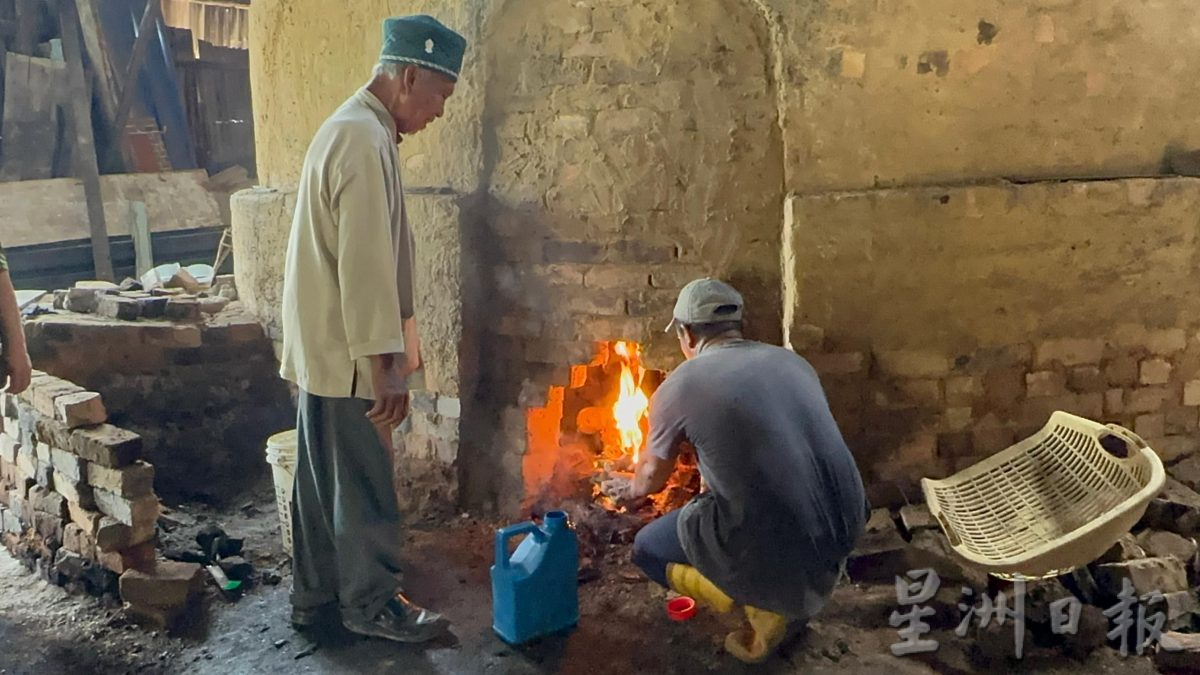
left=290, top=390, right=403, bottom=623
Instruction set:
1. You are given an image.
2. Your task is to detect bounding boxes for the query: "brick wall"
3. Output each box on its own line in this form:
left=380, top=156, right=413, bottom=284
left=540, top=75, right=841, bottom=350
left=24, top=306, right=293, bottom=504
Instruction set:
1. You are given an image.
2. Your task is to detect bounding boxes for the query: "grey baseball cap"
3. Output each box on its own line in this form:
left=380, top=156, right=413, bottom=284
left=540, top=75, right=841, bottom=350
left=664, top=278, right=745, bottom=332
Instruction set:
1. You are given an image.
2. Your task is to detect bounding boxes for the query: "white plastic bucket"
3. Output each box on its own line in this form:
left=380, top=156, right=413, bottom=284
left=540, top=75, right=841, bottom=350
left=265, top=429, right=298, bottom=555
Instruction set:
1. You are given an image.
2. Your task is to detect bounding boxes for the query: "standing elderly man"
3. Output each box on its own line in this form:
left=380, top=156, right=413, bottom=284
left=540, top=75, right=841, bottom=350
left=616, top=278, right=868, bottom=663
left=279, top=15, right=466, bottom=644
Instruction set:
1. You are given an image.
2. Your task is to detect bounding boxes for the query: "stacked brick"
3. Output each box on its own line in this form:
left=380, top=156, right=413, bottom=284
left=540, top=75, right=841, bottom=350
left=0, top=372, right=160, bottom=589
left=796, top=325, right=1200, bottom=505
left=56, top=277, right=237, bottom=322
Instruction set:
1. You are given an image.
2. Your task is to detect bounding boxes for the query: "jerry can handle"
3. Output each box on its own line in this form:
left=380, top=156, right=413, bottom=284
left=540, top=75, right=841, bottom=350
left=495, top=522, right=545, bottom=569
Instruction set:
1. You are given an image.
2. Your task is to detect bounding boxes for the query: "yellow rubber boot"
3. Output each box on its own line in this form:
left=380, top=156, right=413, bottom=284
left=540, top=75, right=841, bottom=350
left=665, top=563, right=734, bottom=613
left=724, top=606, right=791, bottom=664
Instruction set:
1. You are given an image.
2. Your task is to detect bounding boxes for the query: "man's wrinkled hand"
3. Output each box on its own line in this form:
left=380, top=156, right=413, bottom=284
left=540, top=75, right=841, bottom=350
left=367, top=362, right=410, bottom=427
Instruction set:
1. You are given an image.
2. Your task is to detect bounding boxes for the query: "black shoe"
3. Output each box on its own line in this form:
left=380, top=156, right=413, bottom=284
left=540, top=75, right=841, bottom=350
left=291, top=602, right=339, bottom=630
left=342, top=593, right=450, bottom=644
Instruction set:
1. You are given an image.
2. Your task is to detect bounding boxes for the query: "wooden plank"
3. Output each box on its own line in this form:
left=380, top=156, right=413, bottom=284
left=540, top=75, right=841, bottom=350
left=0, top=53, right=67, bottom=180
left=129, top=200, right=153, bottom=277
left=12, top=0, right=38, bottom=55
left=74, top=0, right=117, bottom=125
left=57, top=0, right=112, bottom=280
left=110, top=0, right=160, bottom=157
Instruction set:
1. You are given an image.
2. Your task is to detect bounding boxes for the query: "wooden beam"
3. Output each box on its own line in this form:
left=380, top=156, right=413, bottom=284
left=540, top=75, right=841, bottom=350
left=57, top=0, right=113, bottom=280
left=75, top=0, right=118, bottom=124
left=110, top=0, right=160, bottom=151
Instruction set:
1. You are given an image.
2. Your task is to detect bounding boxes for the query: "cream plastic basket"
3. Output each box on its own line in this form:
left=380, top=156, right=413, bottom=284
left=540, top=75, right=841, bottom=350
left=921, top=411, right=1166, bottom=579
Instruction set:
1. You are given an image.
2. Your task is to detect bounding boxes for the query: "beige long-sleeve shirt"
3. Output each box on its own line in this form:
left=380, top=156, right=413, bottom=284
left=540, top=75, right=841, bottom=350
left=279, top=88, right=415, bottom=400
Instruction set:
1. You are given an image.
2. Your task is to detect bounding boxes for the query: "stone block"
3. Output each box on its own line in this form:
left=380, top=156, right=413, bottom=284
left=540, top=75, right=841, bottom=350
left=940, top=376, right=979, bottom=406
left=1026, top=371, right=1067, bottom=398
left=51, top=466, right=93, bottom=509
left=1165, top=406, right=1200, bottom=435
left=1153, top=436, right=1200, bottom=464
left=807, top=352, right=866, bottom=376
left=70, top=425, right=141, bottom=468
left=53, top=391, right=106, bottom=429
left=49, top=448, right=86, bottom=483
left=1185, top=380, right=1200, bottom=406
left=163, top=298, right=201, bottom=322
left=1067, top=366, right=1107, bottom=393
left=1172, top=455, right=1200, bottom=492
left=8, top=492, right=27, bottom=522
left=119, top=561, right=202, bottom=610
left=1141, top=479, right=1200, bottom=536
left=1105, top=356, right=1140, bottom=387
left=1136, top=413, right=1166, bottom=439
left=87, top=461, right=154, bottom=499
left=1153, top=632, right=1200, bottom=671
left=15, top=452, right=35, bottom=483
left=1128, top=387, right=1172, bottom=414
left=1105, top=389, right=1125, bottom=415
left=981, top=366, right=1026, bottom=409
left=1036, top=338, right=1104, bottom=367
left=96, top=540, right=155, bottom=575
left=96, top=515, right=155, bottom=552
left=2, top=508, right=22, bottom=534
left=1094, top=557, right=1190, bottom=596
left=905, top=529, right=989, bottom=589
left=1096, top=533, right=1147, bottom=564
left=93, top=489, right=158, bottom=529
left=35, top=461, right=52, bottom=489
left=1141, top=358, right=1173, bottom=386
left=34, top=441, right=50, bottom=464
left=0, top=433, right=17, bottom=464
left=875, top=351, right=951, bottom=378
left=1163, top=591, right=1199, bottom=631
left=542, top=240, right=604, bottom=264
left=435, top=397, right=461, bottom=419
left=96, top=295, right=140, bottom=321
left=1136, top=530, right=1199, bottom=562
left=971, top=416, right=1015, bottom=456
left=29, top=485, right=66, bottom=519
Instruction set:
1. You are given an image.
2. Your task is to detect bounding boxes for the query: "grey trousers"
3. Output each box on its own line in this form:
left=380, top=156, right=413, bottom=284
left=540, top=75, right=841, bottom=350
left=290, top=390, right=403, bottom=623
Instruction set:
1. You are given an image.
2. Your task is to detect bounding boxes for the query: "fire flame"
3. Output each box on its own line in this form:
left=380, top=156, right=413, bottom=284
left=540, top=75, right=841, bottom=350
left=611, top=341, right=650, bottom=463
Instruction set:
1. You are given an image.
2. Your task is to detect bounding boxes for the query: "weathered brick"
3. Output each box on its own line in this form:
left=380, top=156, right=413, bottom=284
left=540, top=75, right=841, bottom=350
left=49, top=448, right=86, bottom=483
left=1036, top=338, right=1105, bottom=367
left=136, top=296, right=169, bottom=319
left=1105, top=355, right=1140, bottom=387
left=70, top=425, right=141, bottom=468
left=0, top=433, right=18, bottom=464
left=2, top=508, right=22, bottom=534
left=1105, top=389, right=1126, bottom=416
left=54, top=391, right=106, bottom=429
left=96, top=515, right=156, bottom=552
left=96, top=295, right=140, bottom=321
left=163, top=298, right=201, bottom=322
left=1129, top=387, right=1173, bottom=414
left=54, top=471, right=95, bottom=510
left=29, top=486, right=66, bottom=519
left=34, top=441, right=50, bottom=464
left=67, top=501, right=103, bottom=536
left=1067, top=366, right=1107, bottom=393
left=1152, top=436, right=1200, bottom=464
left=1094, top=557, right=1190, bottom=596
left=563, top=291, right=626, bottom=316
left=62, top=522, right=96, bottom=560
left=141, top=325, right=202, bottom=348
left=1020, top=393, right=1104, bottom=428
left=31, top=379, right=86, bottom=420
left=435, top=397, right=461, bottom=419
left=1136, top=414, right=1166, bottom=439
left=942, top=407, right=973, bottom=432
left=875, top=351, right=951, bottom=379
left=35, top=461, right=52, bottom=489
left=96, top=540, right=156, bottom=575
left=1141, top=359, right=1173, bottom=386
left=1166, top=407, right=1200, bottom=435
left=624, top=290, right=676, bottom=317
left=937, top=432, right=974, bottom=458
left=542, top=240, right=604, bottom=263
left=1026, top=371, right=1067, bottom=398
left=582, top=265, right=649, bottom=290
left=198, top=297, right=230, bottom=315
left=495, top=316, right=543, bottom=338
left=15, top=452, right=35, bottom=483
left=7, top=493, right=28, bottom=524
left=807, top=353, right=866, bottom=376
left=944, top=376, right=982, bottom=406
left=897, top=380, right=942, bottom=407
left=32, top=510, right=63, bottom=542
left=1146, top=329, right=1189, bottom=355
left=86, top=461, right=154, bottom=499
left=1185, top=380, right=1200, bottom=407
left=63, top=287, right=101, bottom=313
left=119, top=561, right=203, bottom=609
left=92, top=489, right=158, bottom=529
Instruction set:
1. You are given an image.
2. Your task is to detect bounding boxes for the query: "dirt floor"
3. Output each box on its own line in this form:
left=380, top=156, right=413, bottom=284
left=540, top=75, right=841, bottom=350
left=0, top=483, right=1173, bottom=674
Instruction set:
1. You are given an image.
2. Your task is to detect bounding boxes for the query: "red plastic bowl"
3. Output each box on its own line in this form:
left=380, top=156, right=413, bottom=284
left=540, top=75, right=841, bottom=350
left=667, top=596, right=697, bottom=621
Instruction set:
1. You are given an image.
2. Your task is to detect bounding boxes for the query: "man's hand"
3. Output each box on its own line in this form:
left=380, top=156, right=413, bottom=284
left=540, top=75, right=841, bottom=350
left=2, top=348, right=31, bottom=394
left=367, top=355, right=409, bottom=427
left=400, top=317, right=421, bottom=377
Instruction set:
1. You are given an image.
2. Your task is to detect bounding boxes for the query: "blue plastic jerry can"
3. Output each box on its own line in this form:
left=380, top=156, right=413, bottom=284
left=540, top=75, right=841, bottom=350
left=491, top=510, right=580, bottom=644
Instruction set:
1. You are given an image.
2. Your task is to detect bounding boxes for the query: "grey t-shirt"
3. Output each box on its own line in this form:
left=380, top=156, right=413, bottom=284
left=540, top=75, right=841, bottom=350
left=649, top=339, right=867, bottom=618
